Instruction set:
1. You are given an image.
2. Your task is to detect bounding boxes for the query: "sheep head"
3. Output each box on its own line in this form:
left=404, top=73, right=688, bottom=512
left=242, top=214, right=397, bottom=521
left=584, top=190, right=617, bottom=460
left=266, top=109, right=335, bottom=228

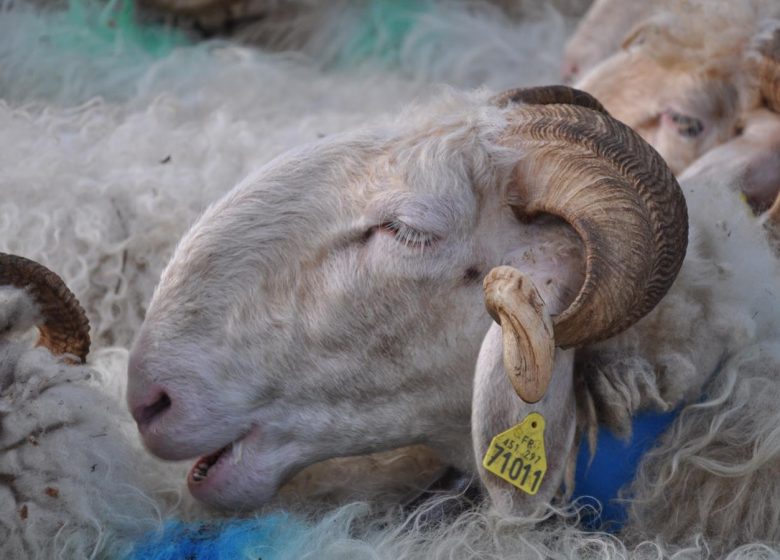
left=576, top=50, right=740, bottom=175
left=561, top=0, right=658, bottom=83
left=683, top=24, right=780, bottom=214
left=571, top=4, right=776, bottom=176
left=127, top=86, right=687, bottom=511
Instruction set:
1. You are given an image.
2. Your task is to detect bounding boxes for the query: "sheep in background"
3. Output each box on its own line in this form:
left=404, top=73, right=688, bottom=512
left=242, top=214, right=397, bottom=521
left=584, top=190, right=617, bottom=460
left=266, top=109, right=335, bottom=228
left=561, top=0, right=658, bottom=82
left=574, top=1, right=780, bottom=175
left=679, top=23, right=780, bottom=250
left=130, top=86, right=771, bottom=548
left=735, top=23, right=780, bottom=214
left=0, top=254, right=184, bottom=559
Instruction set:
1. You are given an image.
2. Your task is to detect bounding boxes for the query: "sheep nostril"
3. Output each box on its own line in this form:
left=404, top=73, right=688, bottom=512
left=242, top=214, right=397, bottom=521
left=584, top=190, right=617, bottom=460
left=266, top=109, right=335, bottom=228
left=133, top=391, right=172, bottom=427
left=561, top=61, right=579, bottom=83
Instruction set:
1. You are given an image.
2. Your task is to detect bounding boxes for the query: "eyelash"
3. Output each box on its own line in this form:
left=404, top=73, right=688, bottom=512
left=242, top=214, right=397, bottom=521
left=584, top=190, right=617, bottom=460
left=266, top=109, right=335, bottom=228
left=378, top=220, right=438, bottom=249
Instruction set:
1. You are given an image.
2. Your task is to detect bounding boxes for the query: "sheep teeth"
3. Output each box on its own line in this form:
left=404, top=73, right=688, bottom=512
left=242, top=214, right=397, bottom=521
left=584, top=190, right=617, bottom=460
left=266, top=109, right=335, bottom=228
left=231, top=441, right=244, bottom=465
left=192, top=462, right=210, bottom=481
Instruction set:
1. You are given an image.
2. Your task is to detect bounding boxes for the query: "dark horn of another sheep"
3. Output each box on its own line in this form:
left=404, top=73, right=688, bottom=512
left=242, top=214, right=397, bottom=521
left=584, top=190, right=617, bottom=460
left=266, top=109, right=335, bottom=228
left=0, top=253, right=90, bottom=363
left=490, top=85, right=611, bottom=116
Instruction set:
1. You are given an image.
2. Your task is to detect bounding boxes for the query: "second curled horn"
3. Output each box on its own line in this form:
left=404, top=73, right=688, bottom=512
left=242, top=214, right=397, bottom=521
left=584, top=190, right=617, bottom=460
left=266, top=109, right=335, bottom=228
left=0, top=253, right=90, bottom=363
left=484, top=85, right=688, bottom=402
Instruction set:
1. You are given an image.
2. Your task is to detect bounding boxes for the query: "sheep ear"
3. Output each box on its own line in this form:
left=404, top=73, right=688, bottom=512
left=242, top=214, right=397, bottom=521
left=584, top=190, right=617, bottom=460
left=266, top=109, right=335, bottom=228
left=471, top=322, right=577, bottom=515
left=620, top=20, right=656, bottom=50
left=620, top=10, right=681, bottom=52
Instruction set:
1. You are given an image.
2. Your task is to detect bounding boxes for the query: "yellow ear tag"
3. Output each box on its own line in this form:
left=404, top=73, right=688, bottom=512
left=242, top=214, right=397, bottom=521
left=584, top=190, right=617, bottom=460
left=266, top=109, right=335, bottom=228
left=481, top=412, right=547, bottom=495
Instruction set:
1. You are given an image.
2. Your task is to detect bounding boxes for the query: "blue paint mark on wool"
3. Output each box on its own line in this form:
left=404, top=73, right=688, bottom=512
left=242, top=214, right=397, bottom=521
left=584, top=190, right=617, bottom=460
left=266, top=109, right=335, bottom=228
left=128, top=514, right=309, bottom=560
left=573, top=409, right=680, bottom=532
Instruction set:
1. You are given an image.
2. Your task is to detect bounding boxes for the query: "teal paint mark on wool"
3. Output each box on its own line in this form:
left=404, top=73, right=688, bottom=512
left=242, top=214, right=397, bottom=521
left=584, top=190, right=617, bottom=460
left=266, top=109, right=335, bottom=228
left=338, top=0, right=433, bottom=66
left=127, top=514, right=310, bottom=560
left=0, top=0, right=189, bottom=104
left=55, top=0, right=187, bottom=58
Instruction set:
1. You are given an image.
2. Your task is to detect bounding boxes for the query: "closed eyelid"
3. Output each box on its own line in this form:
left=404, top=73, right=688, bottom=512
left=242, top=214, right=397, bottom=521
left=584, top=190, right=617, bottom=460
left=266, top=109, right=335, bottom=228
left=380, top=201, right=459, bottom=236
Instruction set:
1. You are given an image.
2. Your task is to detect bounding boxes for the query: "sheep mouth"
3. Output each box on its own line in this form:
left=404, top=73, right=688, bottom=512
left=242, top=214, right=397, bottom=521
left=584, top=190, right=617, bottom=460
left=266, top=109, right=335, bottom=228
left=188, top=430, right=252, bottom=485
left=189, top=445, right=231, bottom=484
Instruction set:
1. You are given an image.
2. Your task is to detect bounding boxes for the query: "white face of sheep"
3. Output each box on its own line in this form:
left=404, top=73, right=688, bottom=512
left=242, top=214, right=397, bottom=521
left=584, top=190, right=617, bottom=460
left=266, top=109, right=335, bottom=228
left=576, top=54, right=741, bottom=176
left=561, top=0, right=658, bottom=83
left=127, top=88, right=687, bottom=511
left=573, top=13, right=753, bottom=176
left=677, top=27, right=780, bottom=214
left=682, top=108, right=780, bottom=211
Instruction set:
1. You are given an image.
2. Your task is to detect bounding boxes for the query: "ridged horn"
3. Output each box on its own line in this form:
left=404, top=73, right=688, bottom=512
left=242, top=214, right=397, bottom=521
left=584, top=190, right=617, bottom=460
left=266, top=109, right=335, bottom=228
left=758, top=28, right=780, bottom=113
left=0, top=253, right=90, bottom=363
left=491, top=85, right=610, bottom=116
left=496, top=86, right=688, bottom=348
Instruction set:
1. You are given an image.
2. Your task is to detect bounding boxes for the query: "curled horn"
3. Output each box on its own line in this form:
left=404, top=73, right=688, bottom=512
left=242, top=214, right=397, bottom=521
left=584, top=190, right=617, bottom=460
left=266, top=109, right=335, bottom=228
left=493, top=86, right=688, bottom=349
left=757, top=28, right=780, bottom=113
left=0, top=253, right=90, bottom=363
left=491, top=85, right=610, bottom=116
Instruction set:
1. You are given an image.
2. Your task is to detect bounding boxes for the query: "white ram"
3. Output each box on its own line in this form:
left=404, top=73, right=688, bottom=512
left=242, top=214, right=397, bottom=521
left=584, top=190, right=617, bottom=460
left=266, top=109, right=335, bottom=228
left=130, top=86, right=762, bottom=539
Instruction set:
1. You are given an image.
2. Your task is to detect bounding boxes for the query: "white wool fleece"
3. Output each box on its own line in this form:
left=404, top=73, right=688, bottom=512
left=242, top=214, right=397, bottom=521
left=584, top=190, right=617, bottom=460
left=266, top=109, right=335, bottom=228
left=0, top=288, right=186, bottom=560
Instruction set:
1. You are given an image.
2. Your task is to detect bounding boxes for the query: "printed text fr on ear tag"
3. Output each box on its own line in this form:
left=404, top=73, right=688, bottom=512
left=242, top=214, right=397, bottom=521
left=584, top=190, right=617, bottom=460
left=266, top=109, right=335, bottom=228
left=482, top=412, right=547, bottom=495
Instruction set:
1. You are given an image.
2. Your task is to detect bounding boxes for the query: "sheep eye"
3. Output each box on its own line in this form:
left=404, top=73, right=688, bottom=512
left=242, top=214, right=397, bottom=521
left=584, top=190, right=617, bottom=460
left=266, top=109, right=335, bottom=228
left=379, top=220, right=438, bottom=249
left=668, top=110, right=704, bottom=138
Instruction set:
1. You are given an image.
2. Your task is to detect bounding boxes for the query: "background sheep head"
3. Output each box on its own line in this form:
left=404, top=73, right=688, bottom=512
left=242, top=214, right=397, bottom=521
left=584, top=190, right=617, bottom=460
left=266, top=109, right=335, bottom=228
left=683, top=23, right=780, bottom=215
left=561, top=0, right=658, bottom=83
left=571, top=2, right=780, bottom=176
left=127, top=87, right=687, bottom=511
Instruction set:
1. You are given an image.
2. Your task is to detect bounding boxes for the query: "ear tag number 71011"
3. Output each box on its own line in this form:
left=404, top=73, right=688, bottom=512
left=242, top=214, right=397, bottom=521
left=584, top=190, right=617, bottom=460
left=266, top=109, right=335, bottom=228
left=482, top=412, right=548, bottom=495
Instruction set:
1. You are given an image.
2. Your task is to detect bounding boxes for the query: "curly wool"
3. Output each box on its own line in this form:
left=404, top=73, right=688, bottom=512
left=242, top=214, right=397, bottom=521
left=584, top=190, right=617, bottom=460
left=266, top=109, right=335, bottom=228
left=571, top=170, right=780, bottom=554
left=0, top=288, right=188, bottom=559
